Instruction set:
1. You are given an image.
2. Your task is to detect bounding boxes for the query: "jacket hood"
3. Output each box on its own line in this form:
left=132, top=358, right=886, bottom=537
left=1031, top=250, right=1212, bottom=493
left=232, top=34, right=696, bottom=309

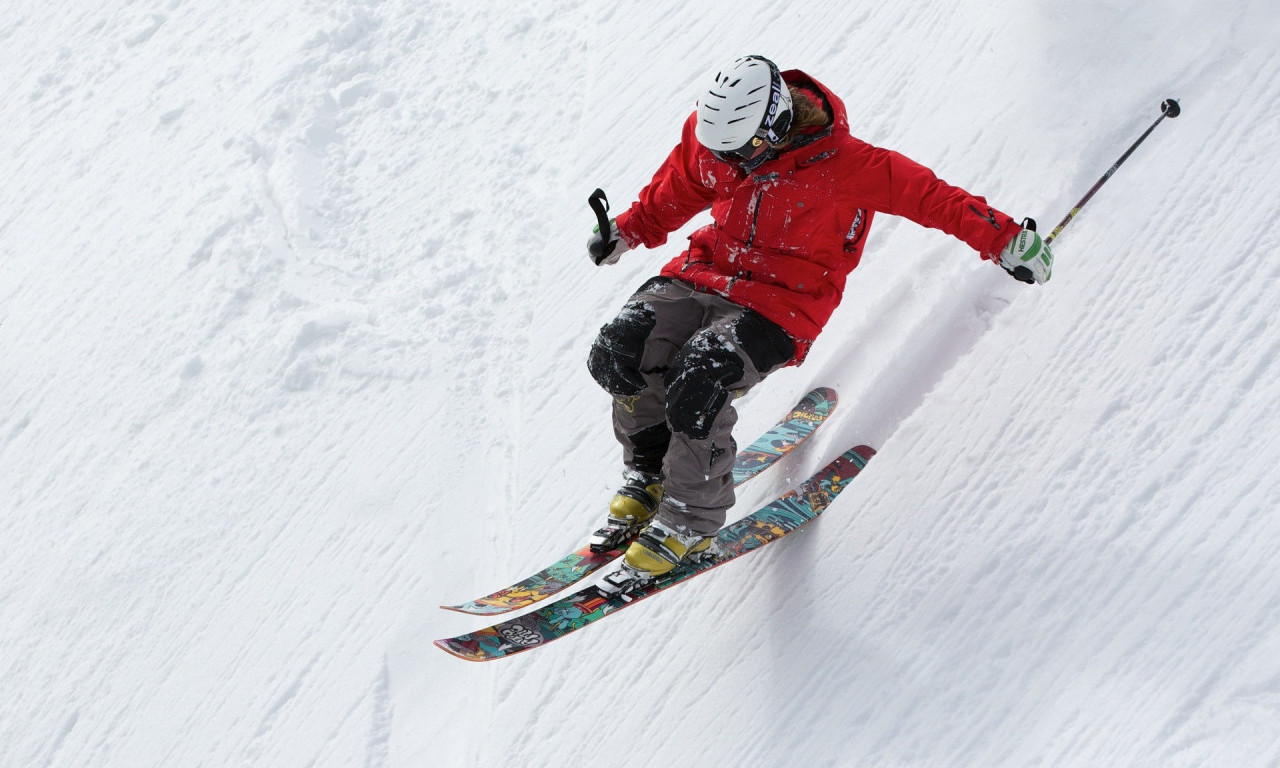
left=780, top=69, right=851, bottom=138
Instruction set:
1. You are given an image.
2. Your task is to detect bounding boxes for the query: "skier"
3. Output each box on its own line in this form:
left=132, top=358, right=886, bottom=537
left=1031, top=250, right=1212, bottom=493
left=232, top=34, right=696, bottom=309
left=585, top=55, right=1052, bottom=585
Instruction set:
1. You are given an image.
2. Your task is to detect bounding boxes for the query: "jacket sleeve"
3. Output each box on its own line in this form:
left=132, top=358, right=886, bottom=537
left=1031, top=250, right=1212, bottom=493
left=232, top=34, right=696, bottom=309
left=615, top=112, right=719, bottom=249
left=861, top=144, right=1019, bottom=259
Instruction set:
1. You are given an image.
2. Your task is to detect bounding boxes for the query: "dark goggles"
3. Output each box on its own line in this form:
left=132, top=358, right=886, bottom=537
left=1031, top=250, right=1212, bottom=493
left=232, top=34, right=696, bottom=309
left=710, top=134, right=770, bottom=163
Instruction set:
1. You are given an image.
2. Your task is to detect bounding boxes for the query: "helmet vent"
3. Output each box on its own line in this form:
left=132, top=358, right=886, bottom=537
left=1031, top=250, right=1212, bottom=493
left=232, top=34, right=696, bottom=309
left=694, top=55, right=792, bottom=155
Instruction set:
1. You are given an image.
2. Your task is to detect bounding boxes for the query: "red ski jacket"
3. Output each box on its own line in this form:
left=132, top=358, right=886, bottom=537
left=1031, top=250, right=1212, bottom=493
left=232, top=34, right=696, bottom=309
left=615, top=70, right=1019, bottom=363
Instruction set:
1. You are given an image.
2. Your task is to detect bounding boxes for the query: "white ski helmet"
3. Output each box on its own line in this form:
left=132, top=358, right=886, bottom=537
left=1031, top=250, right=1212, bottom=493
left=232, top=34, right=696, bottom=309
left=695, top=55, right=793, bottom=158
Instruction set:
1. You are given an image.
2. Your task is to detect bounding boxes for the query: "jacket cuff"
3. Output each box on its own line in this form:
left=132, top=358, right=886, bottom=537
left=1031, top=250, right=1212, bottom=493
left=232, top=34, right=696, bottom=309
left=982, top=222, right=1021, bottom=261
left=615, top=207, right=662, bottom=250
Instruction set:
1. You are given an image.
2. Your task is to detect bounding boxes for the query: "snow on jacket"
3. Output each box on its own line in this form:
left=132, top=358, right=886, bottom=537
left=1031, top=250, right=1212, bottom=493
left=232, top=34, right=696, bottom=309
left=614, top=69, right=1020, bottom=363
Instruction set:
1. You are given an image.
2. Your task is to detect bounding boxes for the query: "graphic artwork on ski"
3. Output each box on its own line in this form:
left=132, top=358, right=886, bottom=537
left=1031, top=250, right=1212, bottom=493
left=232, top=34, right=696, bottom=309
left=435, top=444, right=875, bottom=661
left=440, top=387, right=837, bottom=616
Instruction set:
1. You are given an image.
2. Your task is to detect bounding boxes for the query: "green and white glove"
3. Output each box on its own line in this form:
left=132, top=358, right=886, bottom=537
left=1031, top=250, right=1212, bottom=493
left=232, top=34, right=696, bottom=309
left=588, top=218, right=631, bottom=266
left=999, top=222, right=1053, bottom=284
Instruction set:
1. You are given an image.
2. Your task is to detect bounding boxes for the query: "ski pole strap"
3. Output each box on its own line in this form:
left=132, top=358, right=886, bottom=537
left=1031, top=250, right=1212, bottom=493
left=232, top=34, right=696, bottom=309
left=588, top=188, right=617, bottom=261
left=1045, top=98, right=1181, bottom=245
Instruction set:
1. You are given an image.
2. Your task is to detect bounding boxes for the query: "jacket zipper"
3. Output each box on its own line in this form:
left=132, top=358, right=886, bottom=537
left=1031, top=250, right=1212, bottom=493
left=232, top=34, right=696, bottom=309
left=700, top=177, right=768, bottom=283
left=723, top=185, right=767, bottom=292
left=969, top=204, right=1002, bottom=230
left=746, top=187, right=765, bottom=247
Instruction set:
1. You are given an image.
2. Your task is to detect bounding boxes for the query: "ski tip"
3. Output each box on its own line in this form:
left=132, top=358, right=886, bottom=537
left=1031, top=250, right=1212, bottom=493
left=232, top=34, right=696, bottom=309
left=433, top=639, right=466, bottom=661
left=434, top=638, right=493, bottom=662
left=808, top=385, right=838, bottom=406
left=850, top=444, right=876, bottom=467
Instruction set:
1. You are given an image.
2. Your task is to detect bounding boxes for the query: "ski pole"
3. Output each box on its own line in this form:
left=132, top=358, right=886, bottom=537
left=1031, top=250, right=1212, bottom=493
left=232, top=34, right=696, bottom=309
left=1045, top=98, right=1181, bottom=245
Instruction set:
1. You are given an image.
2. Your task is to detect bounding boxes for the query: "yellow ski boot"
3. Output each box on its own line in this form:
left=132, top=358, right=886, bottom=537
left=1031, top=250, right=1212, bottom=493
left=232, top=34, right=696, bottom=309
left=622, top=520, right=712, bottom=579
left=588, top=472, right=663, bottom=553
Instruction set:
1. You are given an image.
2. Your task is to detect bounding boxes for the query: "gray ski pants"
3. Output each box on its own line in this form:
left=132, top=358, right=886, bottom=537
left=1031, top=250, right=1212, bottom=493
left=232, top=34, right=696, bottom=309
left=588, top=277, right=795, bottom=535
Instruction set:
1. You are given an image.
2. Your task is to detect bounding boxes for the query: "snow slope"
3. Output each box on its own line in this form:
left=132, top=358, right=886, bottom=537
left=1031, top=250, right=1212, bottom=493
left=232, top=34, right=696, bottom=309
left=4, top=0, right=1280, bottom=766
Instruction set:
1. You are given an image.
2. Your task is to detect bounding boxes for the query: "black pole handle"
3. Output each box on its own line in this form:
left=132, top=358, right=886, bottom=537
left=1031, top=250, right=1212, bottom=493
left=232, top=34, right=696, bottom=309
left=588, top=188, right=616, bottom=263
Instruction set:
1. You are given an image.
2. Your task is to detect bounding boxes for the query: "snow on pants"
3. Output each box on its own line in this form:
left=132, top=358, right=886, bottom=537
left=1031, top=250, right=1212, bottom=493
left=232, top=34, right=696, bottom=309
left=588, top=277, right=795, bottom=535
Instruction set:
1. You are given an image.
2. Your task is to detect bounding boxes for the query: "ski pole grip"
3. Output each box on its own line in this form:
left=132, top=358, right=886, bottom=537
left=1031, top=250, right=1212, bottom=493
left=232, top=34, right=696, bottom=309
left=588, top=188, right=616, bottom=261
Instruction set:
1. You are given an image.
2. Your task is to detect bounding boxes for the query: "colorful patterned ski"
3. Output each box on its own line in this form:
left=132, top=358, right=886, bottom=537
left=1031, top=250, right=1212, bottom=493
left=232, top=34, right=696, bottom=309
left=435, top=444, right=875, bottom=661
left=440, top=387, right=838, bottom=616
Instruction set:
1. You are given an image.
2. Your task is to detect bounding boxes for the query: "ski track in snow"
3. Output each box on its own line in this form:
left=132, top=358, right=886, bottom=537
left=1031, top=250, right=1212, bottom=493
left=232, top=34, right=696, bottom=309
left=4, top=0, right=1280, bottom=766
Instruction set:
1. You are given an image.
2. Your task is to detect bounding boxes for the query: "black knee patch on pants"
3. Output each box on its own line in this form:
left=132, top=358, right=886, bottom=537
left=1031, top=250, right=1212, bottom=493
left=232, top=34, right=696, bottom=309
left=664, top=334, right=744, bottom=440
left=588, top=301, right=657, bottom=396
left=627, top=422, right=671, bottom=476
left=634, top=275, right=674, bottom=295
left=734, top=310, right=795, bottom=373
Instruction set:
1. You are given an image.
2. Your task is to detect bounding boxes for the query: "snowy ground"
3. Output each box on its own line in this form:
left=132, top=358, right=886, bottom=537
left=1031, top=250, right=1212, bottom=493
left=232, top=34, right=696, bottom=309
left=4, top=1, right=1280, bottom=766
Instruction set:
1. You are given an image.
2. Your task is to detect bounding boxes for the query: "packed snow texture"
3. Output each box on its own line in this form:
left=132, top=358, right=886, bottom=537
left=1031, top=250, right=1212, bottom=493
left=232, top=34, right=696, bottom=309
left=4, top=1, right=1280, bottom=766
